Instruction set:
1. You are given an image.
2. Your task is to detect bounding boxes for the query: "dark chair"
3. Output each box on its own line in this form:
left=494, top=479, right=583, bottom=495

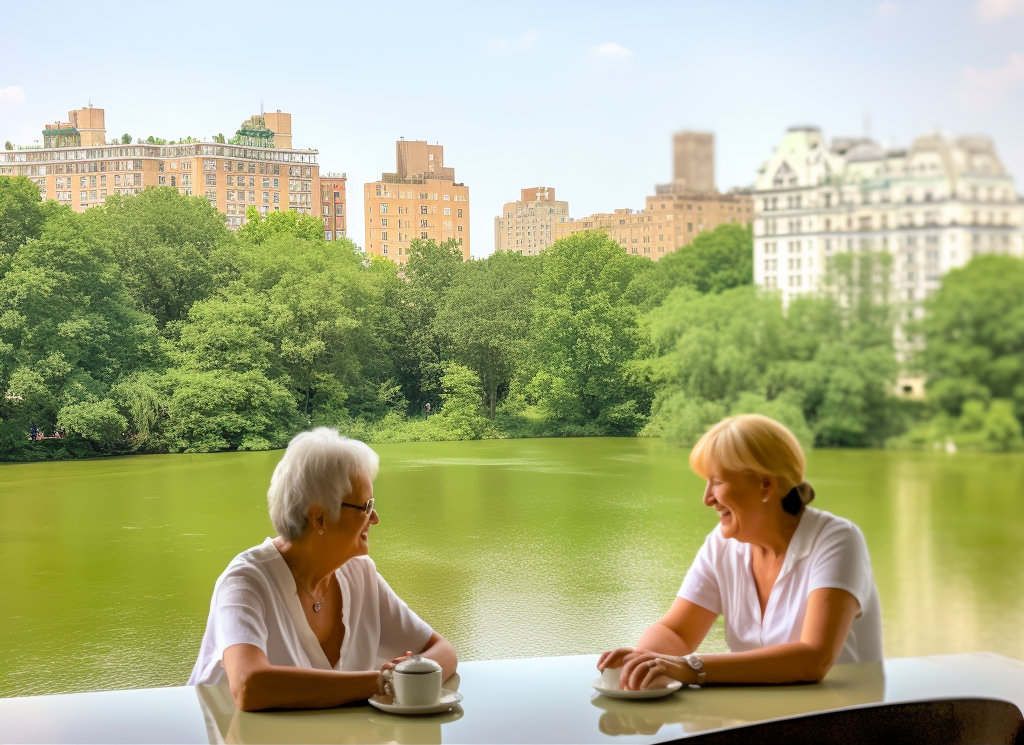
left=674, top=698, right=1024, bottom=745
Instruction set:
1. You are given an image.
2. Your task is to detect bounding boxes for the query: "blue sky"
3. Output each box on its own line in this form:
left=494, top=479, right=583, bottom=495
left=1, top=0, right=1022, bottom=255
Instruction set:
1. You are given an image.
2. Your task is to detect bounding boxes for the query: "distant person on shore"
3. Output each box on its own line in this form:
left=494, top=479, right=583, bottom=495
left=599, top=414, right=882, bottom=690
left=188, top=427, right=457, bottom=710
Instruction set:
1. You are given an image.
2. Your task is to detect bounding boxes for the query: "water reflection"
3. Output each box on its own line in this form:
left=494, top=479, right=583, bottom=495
left=590, top=662, right=885, bottom=738
left=195, top=678, right=463, bottom=744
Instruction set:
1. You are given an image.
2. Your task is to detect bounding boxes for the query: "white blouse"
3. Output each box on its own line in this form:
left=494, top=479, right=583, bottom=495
left=188, top=539, right=433, bottom=686
left=678, top=507, right=883, bottom=663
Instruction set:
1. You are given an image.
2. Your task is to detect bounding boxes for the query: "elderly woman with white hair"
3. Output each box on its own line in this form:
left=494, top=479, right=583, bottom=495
left=188, top=428, right=457, bottom=710
left=599, top=414, right=882, bottom=690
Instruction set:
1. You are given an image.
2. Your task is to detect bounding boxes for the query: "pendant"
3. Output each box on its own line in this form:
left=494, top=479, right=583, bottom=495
left=313, top=601, right=323, bottom=612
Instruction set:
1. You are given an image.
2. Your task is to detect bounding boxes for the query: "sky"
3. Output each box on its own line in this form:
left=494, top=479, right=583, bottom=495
left=1, top=0, right=1022, bottom=256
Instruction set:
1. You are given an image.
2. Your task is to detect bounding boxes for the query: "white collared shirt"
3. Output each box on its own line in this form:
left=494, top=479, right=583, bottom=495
left=188, top=539, right=433, bottom=686
left=678, top=507, right=883, bottom=663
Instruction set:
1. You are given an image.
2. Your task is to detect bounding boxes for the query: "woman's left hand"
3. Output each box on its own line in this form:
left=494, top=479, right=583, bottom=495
left=620, top=652, right=694, bottom=691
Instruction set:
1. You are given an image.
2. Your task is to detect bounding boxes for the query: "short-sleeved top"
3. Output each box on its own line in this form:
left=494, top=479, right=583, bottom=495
left=678, top=507, right=883, bottom=663
left=188, top=538, right=434, bottom=686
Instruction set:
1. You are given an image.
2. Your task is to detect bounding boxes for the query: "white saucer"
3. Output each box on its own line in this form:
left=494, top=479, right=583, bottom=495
left=591, top=678, right=683, bottom=699
left=368, top=689, right=463, bottom=715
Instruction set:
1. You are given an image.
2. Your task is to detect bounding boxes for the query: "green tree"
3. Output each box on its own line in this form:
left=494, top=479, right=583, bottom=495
left=0, top=210, right=160, bottom=457
left=399, top=238, right=466, bottom=409
left=426, top=363, right=494, bottom=440
left=526, top=231, right=651, bottom=434
left=636, top=223, right=754, bottom=310
left=435, top=251, right=540, bottom=418
left=84, top=187, right=229, bottom=327
left=922, top=255, right=1024, bottom=421
left=4, top=141, right=13, bottom=151
left=0, top=176, right=49, bottom=257
left=161, top=287, right=298, bottom=452
left=235, top=206, right=324, bottom=245
left=120, top=134, right=132, bottom=144
left=645, top=268, right=899, bottom=448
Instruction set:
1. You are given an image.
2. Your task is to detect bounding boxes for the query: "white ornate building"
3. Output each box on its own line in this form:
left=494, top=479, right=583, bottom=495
left=752, top=127, right=1024, bottom=307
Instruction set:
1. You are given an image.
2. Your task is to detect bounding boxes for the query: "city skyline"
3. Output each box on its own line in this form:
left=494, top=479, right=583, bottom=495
left=1, top=0, right=1022, bottom=256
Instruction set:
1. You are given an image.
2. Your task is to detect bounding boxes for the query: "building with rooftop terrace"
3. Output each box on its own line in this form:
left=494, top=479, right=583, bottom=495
left=0, top=105, right=342, bottom=237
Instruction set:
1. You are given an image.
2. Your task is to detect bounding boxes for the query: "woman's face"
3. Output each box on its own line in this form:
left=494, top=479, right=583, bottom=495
left=328, top=474, right=379, bottom=559
left=702, top=466, right=772, bottom=543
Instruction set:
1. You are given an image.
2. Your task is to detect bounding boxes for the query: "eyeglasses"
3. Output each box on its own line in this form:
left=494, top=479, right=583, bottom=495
left=341, top=497, right=375, bottom=516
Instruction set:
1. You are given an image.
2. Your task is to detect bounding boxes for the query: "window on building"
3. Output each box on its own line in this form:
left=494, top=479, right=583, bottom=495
left=443, top=207, right=451, bottom=216
left=421, top=231, right=428, bottom=239
left=420, top=205, right=428, bottom=214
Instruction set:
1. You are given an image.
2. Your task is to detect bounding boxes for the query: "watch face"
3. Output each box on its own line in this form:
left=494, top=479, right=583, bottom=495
left=688, top=655, right=704, bottom=670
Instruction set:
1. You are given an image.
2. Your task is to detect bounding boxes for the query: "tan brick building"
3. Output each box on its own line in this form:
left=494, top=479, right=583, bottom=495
left=554, top=191, right=753, bottom=260
left=494, top=186, right=569, bottom=255
left=670, top=131, right=716, bottom=193
left=0, top=106, right=333, bottom=235
left=364, top=139, right=470, bottom=264
left=550, top=130, right=751, bottom=260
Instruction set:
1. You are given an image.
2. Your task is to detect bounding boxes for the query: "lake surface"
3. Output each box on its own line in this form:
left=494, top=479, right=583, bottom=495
left=2, top=438, right=1023, bottom=697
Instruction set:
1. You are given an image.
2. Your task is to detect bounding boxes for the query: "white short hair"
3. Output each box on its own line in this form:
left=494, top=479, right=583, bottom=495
left=267, top=428, right=380, bottom=541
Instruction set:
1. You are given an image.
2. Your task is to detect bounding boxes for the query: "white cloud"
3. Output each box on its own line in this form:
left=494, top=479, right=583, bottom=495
left=976, top=0, right=1024, bottom=20
left=876, top=1, right=899, bottom=18
left=0, top=86, right=26, bottom=111
left=956, top=52, right=1024, bottom=109
left=487, top=28, right=541, bottom=53
left=591, top=42, right=632, bottom=58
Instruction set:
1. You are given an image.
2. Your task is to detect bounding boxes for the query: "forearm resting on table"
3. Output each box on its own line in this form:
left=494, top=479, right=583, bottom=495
left=700, top=589, right=860, bottom=685
left=701, top=642, right=837, bottom=685
left=420, top=631, right=458, bottom=681
left=222, top=644, right=378, bottom=711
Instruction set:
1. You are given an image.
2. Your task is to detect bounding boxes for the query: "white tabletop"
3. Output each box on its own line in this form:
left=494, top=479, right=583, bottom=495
left=1, top=653, right=1022, bottom=744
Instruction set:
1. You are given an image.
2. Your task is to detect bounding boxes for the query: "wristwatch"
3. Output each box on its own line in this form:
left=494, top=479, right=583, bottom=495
left=683, top=654, right=706, bottom=687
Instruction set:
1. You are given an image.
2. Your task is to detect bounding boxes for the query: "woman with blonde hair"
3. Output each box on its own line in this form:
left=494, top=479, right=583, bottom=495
left=599, top=414, right=882, bottom=690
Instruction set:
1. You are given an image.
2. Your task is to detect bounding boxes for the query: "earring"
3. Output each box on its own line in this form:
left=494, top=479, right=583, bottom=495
left=762, top=497, right=769, bottom=503
left=318, top=528, right=324, bottom=535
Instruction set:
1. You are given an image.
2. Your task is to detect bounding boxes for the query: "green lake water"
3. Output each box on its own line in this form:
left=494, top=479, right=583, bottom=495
left=2, top=438, right=1023, bottom=697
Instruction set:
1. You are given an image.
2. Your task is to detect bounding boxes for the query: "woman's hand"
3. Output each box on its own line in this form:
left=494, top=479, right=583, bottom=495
left=597, top=646, right=643, bottom=673
left=620, top=651, right=695, bottom=691
left=380, top=650, right=414, bottom=674
left=376, top=650, right=414, bottom=701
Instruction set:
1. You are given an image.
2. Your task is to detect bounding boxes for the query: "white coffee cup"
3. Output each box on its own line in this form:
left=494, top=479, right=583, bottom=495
left=602, top=666, right=622, bottom=690
left=384, top=655, right=442, bottom=706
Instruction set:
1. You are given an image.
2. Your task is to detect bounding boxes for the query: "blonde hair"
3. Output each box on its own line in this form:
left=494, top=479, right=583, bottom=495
left=689, top=414, right=806, bottom=496
left=267, top=428, right=380, bottom=541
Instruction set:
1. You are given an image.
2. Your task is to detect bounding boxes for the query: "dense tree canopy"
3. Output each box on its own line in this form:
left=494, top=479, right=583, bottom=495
left=0, top=179, right=1018, bottom=458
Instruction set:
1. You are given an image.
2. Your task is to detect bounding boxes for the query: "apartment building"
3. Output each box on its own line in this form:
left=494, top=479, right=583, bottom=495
left=364, top=139, right=470, bottom=263
left=554, top=190, right=752, bottom=260
left=494, top=186, right=569, bottom=255
left=0, top=106, right=328, bottom=233
left=551, top=129, right=751, bottom=260
left=319, top=173, right=348, bottom=241
left=669, top=131, right=716, bottom=193
left=752, top=126, right=1024, bottom=306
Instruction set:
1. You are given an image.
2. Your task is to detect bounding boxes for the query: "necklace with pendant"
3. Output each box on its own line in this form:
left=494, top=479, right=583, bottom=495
left=300, top=583, right=329, bottom=612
